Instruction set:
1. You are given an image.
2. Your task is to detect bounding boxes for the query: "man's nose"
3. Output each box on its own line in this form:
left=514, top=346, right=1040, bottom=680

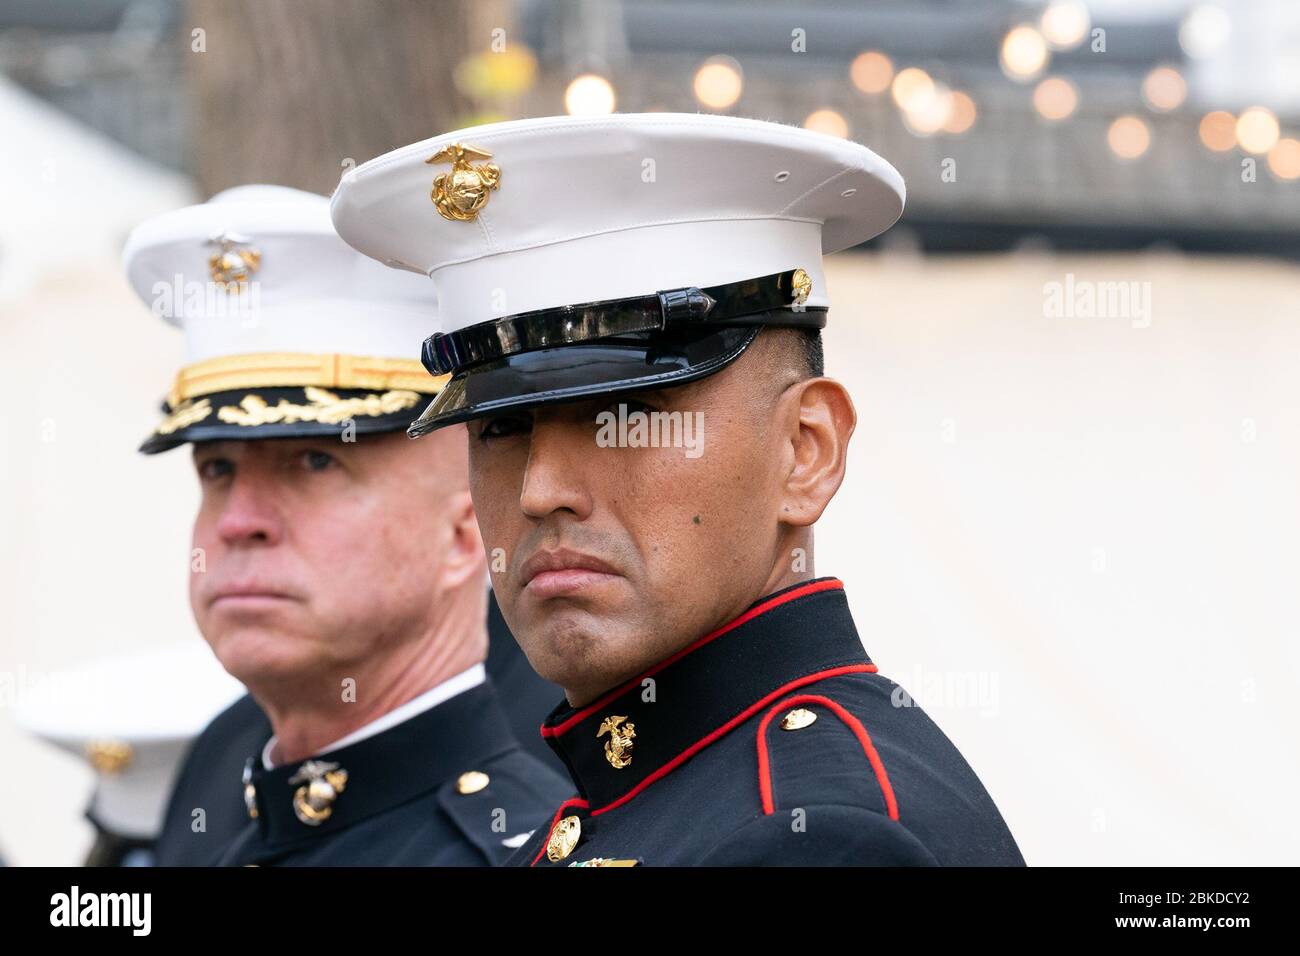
left=518, top=418, right=595, bottom=521
left=214, top=474, right=284, bottom=546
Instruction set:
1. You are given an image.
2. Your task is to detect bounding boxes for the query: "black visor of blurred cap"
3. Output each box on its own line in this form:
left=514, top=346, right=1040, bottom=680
left=408, top=325, right=764, bottom=436
left=139, top=385, right=430, bottom=455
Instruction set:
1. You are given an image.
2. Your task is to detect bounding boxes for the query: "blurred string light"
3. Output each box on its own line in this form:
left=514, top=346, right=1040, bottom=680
left=902, top=82, right=955, bottom=136
left=890, top=67, right=934, bottom=112
left=1142, top=66, right=1187, bottom=112
left=944, top=92, right=978, bottom=135
left=453, top=45, right=538, bottom=100
left=1179, top=4, right=1232, bottom=60
left=1039, top=0, right=1090, bottom=51
left=1107, top=115, right=1151, bottom=159
left=1033, top=76, right=1078, bottom=121
left=1268, top=138, right=1300, bottom=180
left=803, top=109, right=849, bottom=138
left=693, top=55, right=743, bottom=110
left=1000, top=24, right=1050, bottom=81
left=887, top=67, right=972, bottom=137
left=850, top=50, right=894, bottom=94
left=1198, top=111, right=1237, bottom=151
left=1236, top=106, right=1280, bottom=154
left=564, top=74, right=616, bottom=115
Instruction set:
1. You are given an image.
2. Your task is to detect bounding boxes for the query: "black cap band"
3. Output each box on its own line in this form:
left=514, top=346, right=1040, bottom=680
left=421, top=269, right=825, bottom=377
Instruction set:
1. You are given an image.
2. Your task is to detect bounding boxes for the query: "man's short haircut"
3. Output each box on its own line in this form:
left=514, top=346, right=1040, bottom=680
left=760, top=325, right=824, bottom=380
left=795, top=326, right=824, bottom=378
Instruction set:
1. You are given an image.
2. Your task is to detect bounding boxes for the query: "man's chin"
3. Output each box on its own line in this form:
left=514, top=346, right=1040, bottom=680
left=513, top=602, right=648, bottom=700
left=203, top=628, right=322, bottom=687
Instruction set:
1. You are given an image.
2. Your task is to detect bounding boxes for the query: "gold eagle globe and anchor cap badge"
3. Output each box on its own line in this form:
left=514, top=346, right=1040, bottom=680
left=288, top=759, right=349, bottom=826
left=206, top=230, right=262, bottom=293
left=426, top=143, right=501, bottom=222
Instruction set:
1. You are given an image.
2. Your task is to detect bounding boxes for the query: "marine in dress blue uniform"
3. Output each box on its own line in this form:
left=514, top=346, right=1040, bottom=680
left=331, top=114, right=1026, bottom=866
left=124, top=185, right=570, bottom=866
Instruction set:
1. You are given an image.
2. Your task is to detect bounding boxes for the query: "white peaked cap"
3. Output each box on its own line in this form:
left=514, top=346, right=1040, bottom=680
left=123, top=185, right=448, bottom=453
left=123, top=184, right=439, bottom=364
left=330, top=113, right=906, bottom=331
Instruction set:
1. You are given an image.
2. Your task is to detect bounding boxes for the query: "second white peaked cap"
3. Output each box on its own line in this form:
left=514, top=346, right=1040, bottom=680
left=329, top=113, right=906, bottom=434
left=122, top=184, right=447, bottom=453
left=125, top=184, right=439, bottom=362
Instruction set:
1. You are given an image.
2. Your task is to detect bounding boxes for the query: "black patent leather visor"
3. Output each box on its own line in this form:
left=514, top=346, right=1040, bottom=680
left=409, top=269, right=824, bottom=436
left=409, top=326, right=768, bottom=436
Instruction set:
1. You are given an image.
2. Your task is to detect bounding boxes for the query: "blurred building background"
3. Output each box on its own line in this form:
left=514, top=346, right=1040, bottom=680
left=1, top=0, right=1297, bottom=864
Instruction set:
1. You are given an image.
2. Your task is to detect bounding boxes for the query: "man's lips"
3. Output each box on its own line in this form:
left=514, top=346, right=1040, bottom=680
left=208, top=587, right=299, bottom=608
left=520, top=549, right=622, bottom=599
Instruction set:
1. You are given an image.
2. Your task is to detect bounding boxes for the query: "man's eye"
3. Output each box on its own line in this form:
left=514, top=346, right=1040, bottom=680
left=197, top=458, right=234, bottom=481
left=478, top=415, right=532, bottom=440
left=611, top=398, right=657, bottom=415
left=300, top=450, right=336, bottom=471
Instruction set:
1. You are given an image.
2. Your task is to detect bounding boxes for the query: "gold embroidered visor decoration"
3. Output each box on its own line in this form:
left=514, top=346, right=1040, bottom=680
left=216, top=387, right=421, bottom=426
left=166, top=352, right=448, bottom=409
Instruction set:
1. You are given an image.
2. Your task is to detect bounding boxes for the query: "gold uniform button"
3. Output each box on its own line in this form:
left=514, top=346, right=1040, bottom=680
left=546, top=815, right=582, bottom=862
left=780, top=708, right=818, bottom=731
left=456, top=771, right=490, bottom=795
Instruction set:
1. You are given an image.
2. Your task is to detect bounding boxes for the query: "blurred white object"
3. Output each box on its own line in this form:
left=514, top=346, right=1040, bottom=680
left=12, top=642, right=244, bottom=842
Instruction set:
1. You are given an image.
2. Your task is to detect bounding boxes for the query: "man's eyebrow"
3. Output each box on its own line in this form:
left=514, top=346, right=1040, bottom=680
left=192, top=441, right=234, bottom=458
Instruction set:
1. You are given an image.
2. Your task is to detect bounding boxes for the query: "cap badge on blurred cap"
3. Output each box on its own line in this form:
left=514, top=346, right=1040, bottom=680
left=85, top=739, right=133, bottom=775
left=289, top=759, right=349, bottom=826
left=206, top=231, right=262, bottom=292
left=425, top=143, right=501, bottom=222
left=789, top=268, right=813, bottom=306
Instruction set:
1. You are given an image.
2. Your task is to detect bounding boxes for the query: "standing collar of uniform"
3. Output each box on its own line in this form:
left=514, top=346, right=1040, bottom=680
left=261, top=662, right=486, bottom=770
left=246, top=676, right=515, bottom=848
left=539, top=577, right=875, bottom=812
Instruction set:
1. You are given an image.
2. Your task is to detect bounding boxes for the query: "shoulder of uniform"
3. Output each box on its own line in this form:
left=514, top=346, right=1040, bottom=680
left=434, top=748, right=574, bottom=865
left=166, top=694, right=267, bottom=802
left=697, top=803, right=939, bottom=866
left=751, top=681, right=905, bottom=821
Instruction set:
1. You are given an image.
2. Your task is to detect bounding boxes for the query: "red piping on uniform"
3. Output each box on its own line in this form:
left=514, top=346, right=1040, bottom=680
left=588, top=663, right=875, bottom=818
left=529, top=796, right=590, bottom=867
left=541, top=578, right=845, bottom=738
left=530, top=666, right=879, bottom=864
left=756, top=693, right=899, bottom=821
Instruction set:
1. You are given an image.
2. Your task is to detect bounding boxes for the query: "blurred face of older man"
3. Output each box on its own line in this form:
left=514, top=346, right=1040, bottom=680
left=466, top=330, right=857, bottom=707
left=189, top=427, right=486, bottom=760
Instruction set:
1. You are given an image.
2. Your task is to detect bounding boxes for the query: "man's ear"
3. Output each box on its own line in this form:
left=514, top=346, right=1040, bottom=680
left=779, top=377, right=856, bottom=527
left=440, top=488, right=488, bottom=588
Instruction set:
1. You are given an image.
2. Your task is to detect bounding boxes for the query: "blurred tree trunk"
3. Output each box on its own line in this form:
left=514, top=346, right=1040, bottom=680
left=186, top=0, right=506, bottom=196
